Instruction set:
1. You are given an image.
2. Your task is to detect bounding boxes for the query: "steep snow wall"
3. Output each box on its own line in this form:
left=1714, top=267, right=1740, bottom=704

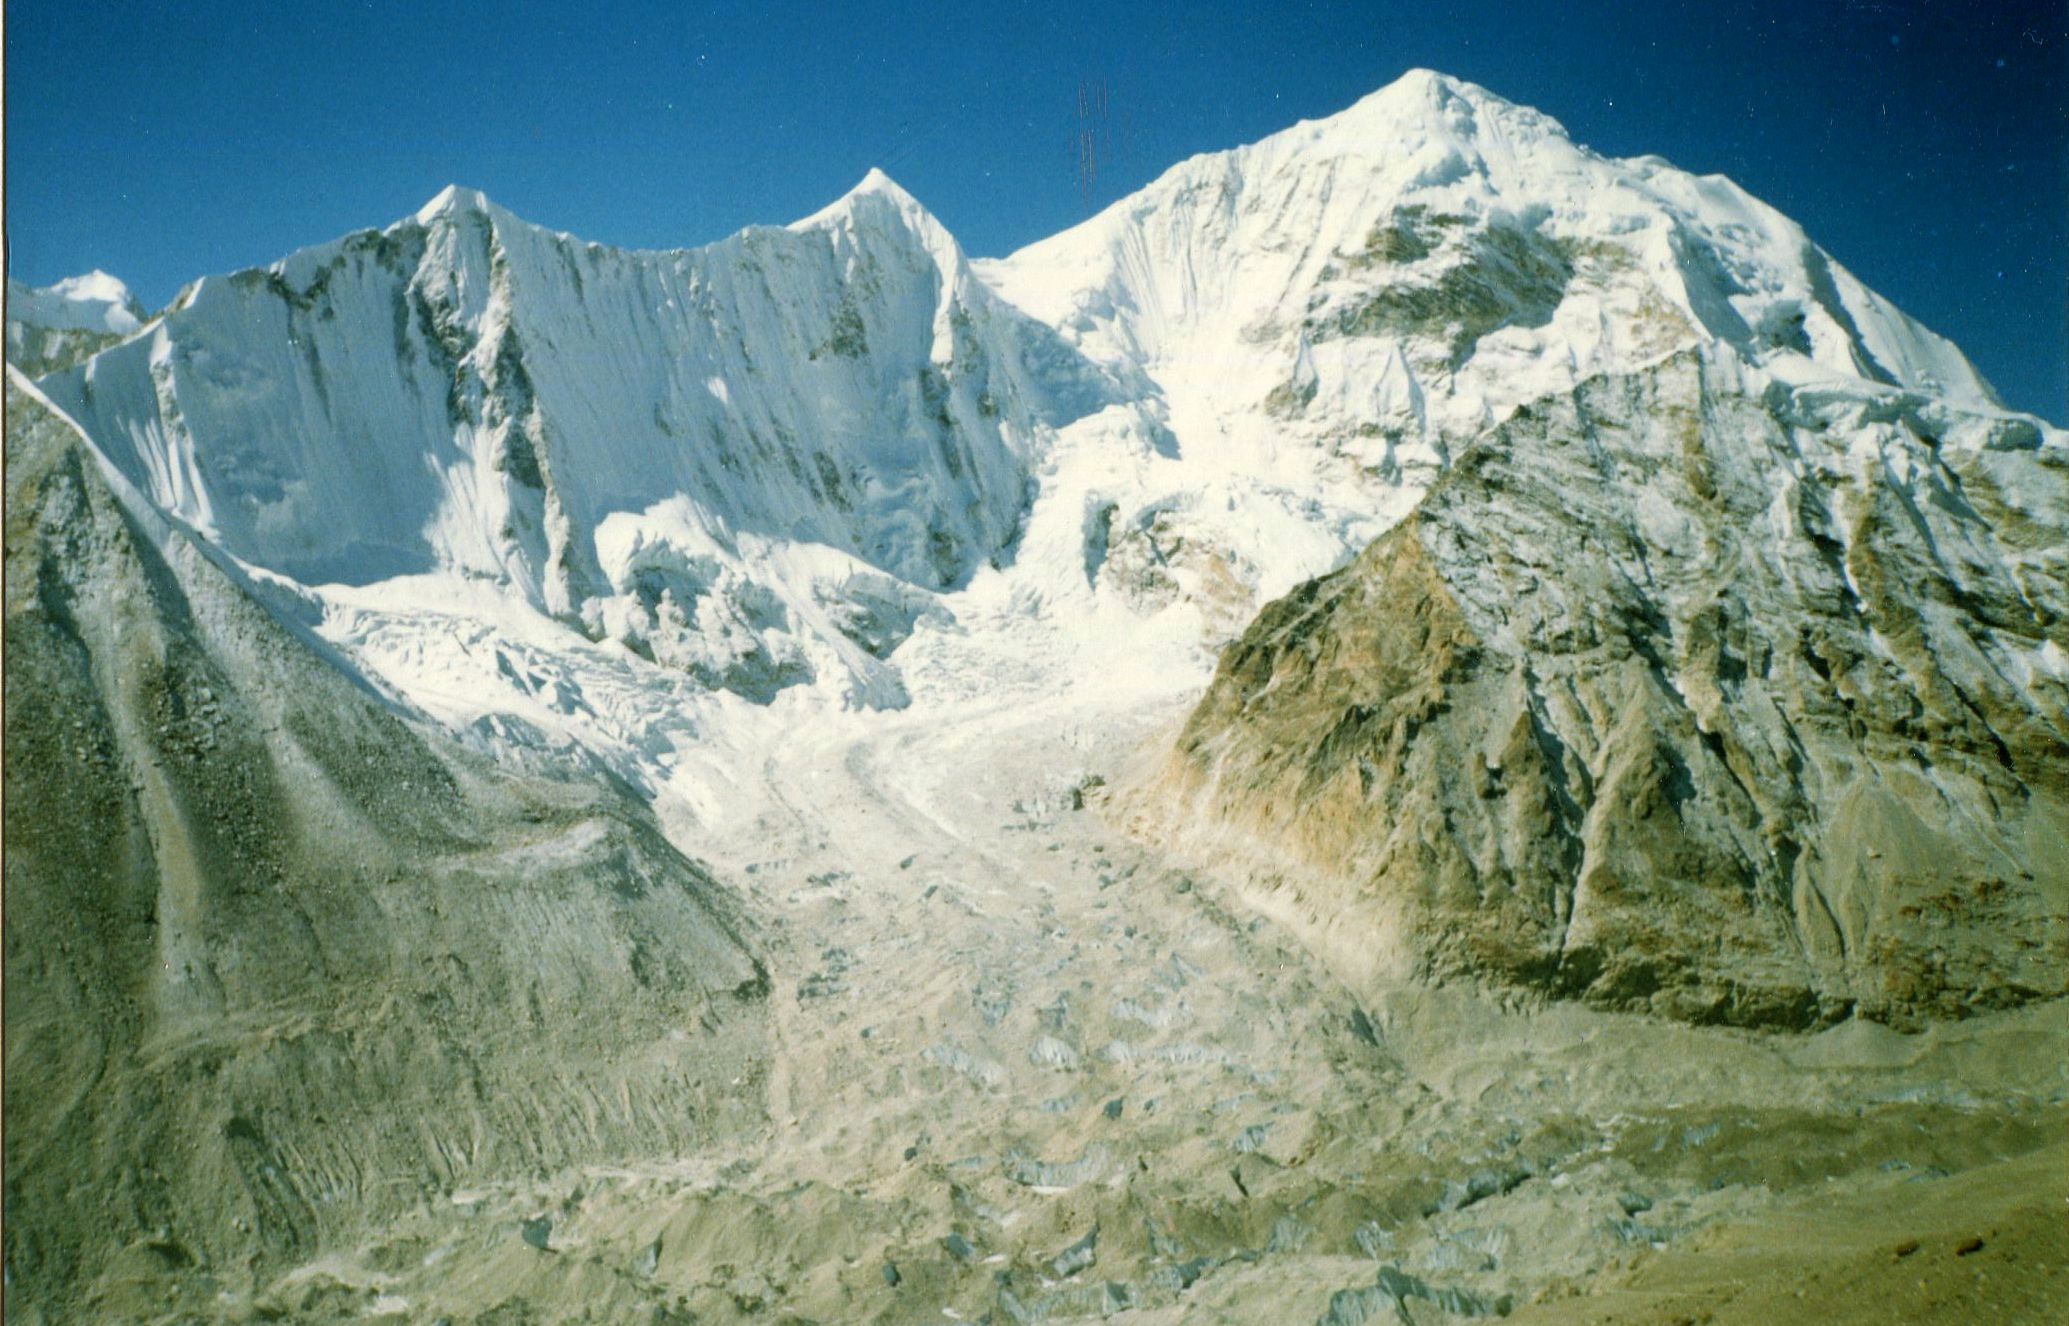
left=36, top=177, right=1117, bottom=702
left=982, top=70, right=2003, bottom=496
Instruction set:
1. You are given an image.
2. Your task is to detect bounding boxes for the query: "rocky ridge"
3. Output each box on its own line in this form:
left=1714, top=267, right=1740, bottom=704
left=4, top=369, right=769, bottom=1317
left=1130, top=347, right=2067, bottom=1028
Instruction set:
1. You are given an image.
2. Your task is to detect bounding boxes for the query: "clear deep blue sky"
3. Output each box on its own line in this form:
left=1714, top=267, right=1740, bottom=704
left=8, top=0, right=2064, bottom=420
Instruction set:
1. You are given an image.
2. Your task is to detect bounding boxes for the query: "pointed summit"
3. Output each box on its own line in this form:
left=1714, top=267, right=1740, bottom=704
left=1362, top=66, right=1472, bottom=105
left=789, top=167, right=934, bottom=234
left=1380, top=67, right=1491, bottom=101
left=414, top=184, right=495, bottom=225
left=787, top=168, right=969, bottom=279
left=1286, top=67, right=1560, bottom=156
left=850, top=166, right=911, bottom=200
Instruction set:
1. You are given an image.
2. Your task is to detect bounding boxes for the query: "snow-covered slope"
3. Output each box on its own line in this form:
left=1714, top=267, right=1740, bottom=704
left=915, top=70, right=2028, bottom=694
left=6, top=270, right=148, bottom=375
left=983, top=69, right=2000, bottom=472
left=36, top=177, right=1118, bottom=708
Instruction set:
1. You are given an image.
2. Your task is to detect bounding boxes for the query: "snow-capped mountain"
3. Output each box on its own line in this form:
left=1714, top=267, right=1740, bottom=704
left=1021, top=71, right=2060, bottom=1031
left=34, top=176, right=1118, bottom=709
left=18, top=69, right=2059, bottom=849
left=986, top=69, right=1998, bottom=439
left=6, top=269, right=148, bottom=376
left=975, top=71, right=2007, bottom=628
left=11, top=65, right=2069, bottom=1325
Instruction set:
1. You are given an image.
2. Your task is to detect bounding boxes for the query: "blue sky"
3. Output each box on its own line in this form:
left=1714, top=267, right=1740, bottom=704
left=8, top=0, right=2064, bottom=419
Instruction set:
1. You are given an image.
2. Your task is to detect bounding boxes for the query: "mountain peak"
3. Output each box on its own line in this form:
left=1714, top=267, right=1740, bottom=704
left=851, top=166, right=909, bottom=199
left=1406, top=67, right=1502, bottom=96
left=1378, top=66, right=1469, bottom=100
left=6, top=269, right=145, bottom=345
left=414, top=184, right=495, bottom=225
left=790, top=167, right=932, bottom=233
left=1305, top=66, right=1551, bottom=149
left=786, top=169, right=972, bottom=277
left=44, top=270, right=139, bottom=308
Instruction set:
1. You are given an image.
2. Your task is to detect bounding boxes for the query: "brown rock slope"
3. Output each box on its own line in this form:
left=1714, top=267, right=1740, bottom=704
left=2, top=370, right=769, bottom=1317
left=1509, top=1142, right=2069, bottom=1326
left=1132, top=349, right=2068, bottom=1029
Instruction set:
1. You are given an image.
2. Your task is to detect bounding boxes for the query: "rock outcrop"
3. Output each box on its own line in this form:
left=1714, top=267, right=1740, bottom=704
left=3, top=370, right=769, bottom=1313
left=1135, top=349, right=2068, bottom=1028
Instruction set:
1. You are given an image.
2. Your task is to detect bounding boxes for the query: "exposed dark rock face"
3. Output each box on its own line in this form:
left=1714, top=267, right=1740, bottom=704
left=1138, top=350, right=2068, bottom=1028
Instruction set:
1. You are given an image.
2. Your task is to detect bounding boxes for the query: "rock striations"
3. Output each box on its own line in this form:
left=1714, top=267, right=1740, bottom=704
left=3, top=370, right=768, bottom=1315
left=1135, top=348, right=2067, bottom=1028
